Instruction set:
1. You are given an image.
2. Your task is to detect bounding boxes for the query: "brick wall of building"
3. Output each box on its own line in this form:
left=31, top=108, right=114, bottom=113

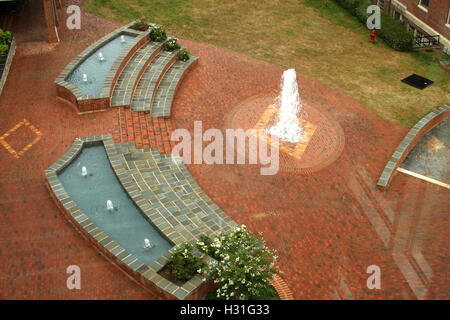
left=372, top=0, right=450, bottom=46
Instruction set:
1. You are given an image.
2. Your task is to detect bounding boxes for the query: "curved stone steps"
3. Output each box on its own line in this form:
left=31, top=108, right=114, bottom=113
left=110, top=41, right=165, bottom=107
left=150, top=56, right=198, bottom=117
left=131, top=49, right=181, bottom=112
left=114, top=145, right=236, bottom=240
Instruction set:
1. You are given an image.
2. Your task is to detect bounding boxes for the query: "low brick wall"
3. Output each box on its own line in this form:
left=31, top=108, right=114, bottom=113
left=377, top=103, right=450, bottom=191
left=0, top=37, right=16, bottom=97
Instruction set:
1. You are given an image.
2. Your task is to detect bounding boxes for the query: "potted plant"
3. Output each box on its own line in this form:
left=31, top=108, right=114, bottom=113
left=178, top=48, right=190, bottom=62
left=164, top=38, right=181, bottom=52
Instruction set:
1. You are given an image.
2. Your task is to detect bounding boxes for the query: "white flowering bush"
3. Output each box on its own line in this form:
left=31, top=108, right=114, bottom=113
left=196, top=225, right=280, bottom=300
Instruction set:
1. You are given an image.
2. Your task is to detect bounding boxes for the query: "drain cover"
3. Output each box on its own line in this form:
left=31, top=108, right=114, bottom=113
left=401, top=74, right=434, bottom=89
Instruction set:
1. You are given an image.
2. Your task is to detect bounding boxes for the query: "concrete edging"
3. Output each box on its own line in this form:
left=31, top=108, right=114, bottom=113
left=377, top=103, right=450, bottom=191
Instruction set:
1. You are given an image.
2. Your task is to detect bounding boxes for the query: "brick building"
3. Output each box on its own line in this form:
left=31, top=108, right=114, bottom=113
left=373, top=0, right=450, bottom=49
left=0, top=0, right=62, bottom=43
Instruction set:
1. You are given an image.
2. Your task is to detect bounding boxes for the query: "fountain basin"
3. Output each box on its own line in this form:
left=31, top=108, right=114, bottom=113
left=55, top=21, right=151, bottom=113
left=57, top=143, right=172, bottom=266
left=45, top=135, right=232, bottom=299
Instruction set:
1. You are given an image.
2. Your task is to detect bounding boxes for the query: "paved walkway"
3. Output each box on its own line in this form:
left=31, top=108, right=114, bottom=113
left=0, top=9, right=448, bottom=299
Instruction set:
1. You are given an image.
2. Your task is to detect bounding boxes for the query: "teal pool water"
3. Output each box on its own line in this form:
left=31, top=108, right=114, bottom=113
left=65, top=33, right=135, bottom=96
left=58, top=144, right=172, bottom=266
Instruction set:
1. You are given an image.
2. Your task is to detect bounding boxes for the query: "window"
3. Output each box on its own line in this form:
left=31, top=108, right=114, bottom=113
left=419, top=0, right=429, bottom=9
left=378, top=0, right=385, bottom=10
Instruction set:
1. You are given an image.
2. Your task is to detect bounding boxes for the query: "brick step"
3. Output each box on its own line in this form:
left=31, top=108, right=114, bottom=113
left=131, top=48, right=181, bottom=112
left=151, top=56, right=198, bottom=117
left=110, top=41, right=165, bottom=107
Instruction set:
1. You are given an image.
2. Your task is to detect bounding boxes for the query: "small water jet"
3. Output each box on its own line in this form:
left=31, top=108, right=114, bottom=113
left=120, top=35, right=126, bottom=43
left=98, top=52, right=105, bottom=61
left=268, top=69, right=304, bottom=143
left=143, top=238, right=155, bottom=249
left=82, top=73, right=88, bottom=82
left=81, top=166, right=87, bottom=178
left=106, top=200, right=114, bottom=212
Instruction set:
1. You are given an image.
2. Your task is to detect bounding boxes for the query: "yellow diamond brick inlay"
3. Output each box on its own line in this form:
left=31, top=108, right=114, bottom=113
left=253, top=105, right=317, bottom=160
left=0, top=119, right=43, bottom=159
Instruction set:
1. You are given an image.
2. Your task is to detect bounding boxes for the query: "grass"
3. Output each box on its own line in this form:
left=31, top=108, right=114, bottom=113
left=84, top=0, right=449, bottom=128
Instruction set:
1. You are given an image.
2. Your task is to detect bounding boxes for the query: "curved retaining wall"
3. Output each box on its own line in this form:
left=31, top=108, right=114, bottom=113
left=45, top=135, right=222, bottom=299
left=377, top=103, right=450, bottom=191
left=55, top=21, right=150, bottom=113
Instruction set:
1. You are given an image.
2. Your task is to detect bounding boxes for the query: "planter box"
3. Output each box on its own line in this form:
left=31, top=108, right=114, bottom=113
left=0, top=36, right=16, bottom=97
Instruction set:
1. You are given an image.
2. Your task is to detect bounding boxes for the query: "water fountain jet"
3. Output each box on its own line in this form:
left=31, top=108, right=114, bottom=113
left=120, top=35, right=126, bottom=43
left=81, top=166, right=87, bottom=177
left=106, top=200, right=114, bottom=212
left=82, top=73, right=88, bottom=82
left=268, top=69, right=304, bottom=143
left=98, top=52, right=105, bottom=61
left=143, top=238, right=154, bottom=249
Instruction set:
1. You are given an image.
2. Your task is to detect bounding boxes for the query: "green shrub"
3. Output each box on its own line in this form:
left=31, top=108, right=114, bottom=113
left=197, top=225, right=280, bottom=300
left=0, top=28, right=12, bottom=55
left=178, top=48, right=190, bottom=61
left=0, top=44, right=8, bottom=55
left=130, top=21, right=150, bottom=31
left=164, top=38, right=181, bottom=52
left=378, top=12, right=414, bottom=51
left=334, top=0, right=413, bottom=51
left=167, top=242, right=205, bottom=281
left=150, top=27, right=167, bottom=42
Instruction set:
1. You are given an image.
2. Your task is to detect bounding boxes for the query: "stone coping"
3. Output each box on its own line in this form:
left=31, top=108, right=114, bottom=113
left=54, top=21, right=153, bottom=105
left=45, top=135, right=236, bottom=299
left=0, top=36, right=16, bottom=97
left=110, top=40, right=167, bottom=108
left=377, top=103, right=450, bottom=190
left=150, top=56, right=198, bottom=117
left=130, top=47, right=184, bottom=112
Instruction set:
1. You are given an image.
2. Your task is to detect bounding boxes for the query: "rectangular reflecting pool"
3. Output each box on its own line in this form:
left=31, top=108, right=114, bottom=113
left=58, top=144, right=172, bottom=266
left=65, top=33, right=135, bottom=96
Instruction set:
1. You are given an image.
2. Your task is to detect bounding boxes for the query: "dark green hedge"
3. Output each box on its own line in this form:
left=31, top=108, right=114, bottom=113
left=334, top=0, right=414, bottom=51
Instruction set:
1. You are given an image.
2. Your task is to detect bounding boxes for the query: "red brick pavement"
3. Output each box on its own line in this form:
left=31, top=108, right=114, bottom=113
left=169, top=39, right=449, bottom=299
left=0, top=11, right=154, bottom=300
left=0, top=9, right=448, bottom=300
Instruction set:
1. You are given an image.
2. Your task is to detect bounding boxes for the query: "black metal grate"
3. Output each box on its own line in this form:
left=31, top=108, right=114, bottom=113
left=401, top=74, right=434, bottom=90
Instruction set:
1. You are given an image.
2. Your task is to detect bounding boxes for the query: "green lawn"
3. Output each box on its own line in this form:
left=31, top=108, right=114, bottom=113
left=84, top=0, right=449, bottom=128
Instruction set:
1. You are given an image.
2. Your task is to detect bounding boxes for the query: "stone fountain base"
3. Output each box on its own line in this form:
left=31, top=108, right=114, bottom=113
left=226, top=95, right=345, bottom=174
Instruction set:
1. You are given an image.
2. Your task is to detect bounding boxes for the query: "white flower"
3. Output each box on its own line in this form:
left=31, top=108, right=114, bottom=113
left=229, top=280, right=234, bottom=285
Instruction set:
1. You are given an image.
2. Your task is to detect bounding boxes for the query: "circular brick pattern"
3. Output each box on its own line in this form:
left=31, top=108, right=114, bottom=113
left=226, top=96, right=345, bottom=174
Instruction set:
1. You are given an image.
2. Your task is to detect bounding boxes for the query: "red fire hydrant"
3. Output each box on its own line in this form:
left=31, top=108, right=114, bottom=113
left=370, top=29, right=376, bottom=44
